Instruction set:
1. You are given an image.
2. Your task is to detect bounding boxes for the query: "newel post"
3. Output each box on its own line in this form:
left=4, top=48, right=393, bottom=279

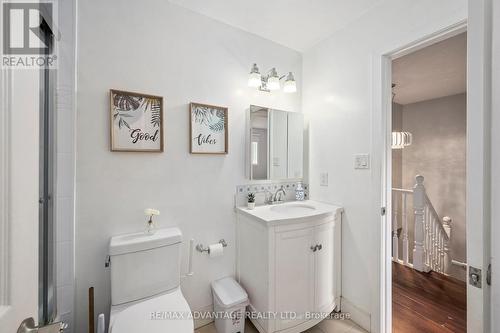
left=412, top=175, right=427, bottom=272
left=442, top=216, right=452, bottom=274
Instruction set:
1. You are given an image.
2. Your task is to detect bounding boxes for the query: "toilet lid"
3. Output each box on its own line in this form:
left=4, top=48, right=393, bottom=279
left=110, top=288, right=194, bottom=333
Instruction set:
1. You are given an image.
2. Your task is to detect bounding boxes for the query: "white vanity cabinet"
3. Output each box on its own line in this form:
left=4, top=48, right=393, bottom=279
left=236, top=201, right=342, bottom=333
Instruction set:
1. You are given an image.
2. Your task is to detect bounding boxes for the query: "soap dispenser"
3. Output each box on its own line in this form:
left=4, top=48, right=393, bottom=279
left=295, top=182, right=305, bottom=201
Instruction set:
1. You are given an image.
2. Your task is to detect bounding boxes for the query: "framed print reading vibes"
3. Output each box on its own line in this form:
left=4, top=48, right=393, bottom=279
left=190, top=102, right=228, bottom=154
left=110, top=89, right=164, bottom=152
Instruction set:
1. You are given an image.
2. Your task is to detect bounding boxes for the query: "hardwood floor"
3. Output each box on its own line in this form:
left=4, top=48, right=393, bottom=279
left=392, top=262, right=466, bottom=333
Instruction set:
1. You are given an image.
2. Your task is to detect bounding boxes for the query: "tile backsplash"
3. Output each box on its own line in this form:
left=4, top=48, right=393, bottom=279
left=235, top=181, right=309, bottom=207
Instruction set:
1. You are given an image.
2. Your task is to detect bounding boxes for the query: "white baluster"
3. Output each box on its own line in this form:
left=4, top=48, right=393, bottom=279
left=428, top=209, right=434, bottom=269
left=443, top=216, right=452, bottom=274
left=392, top=192, right=399, bottom=261
left=412, top=175, right=427, bottom=272
left=425, top=206, right=430, bottom=266
left=439, top=234, right=445, bottom=273
left=402, top=193, right=409, bottom=265
left=432, top=219, right=438, bottom=269
left=435, top=221, right=440, bottom=268
left=437, top=229, right=443, bottom=272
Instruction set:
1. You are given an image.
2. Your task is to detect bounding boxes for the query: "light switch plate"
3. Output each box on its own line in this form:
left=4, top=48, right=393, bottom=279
left=320, top=172, right=328, bottom=186
left=354, top=154, right=370, bottom=169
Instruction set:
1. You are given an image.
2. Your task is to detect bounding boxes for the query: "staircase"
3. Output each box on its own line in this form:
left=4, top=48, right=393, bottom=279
left=392, top=175, right=452, bottom=274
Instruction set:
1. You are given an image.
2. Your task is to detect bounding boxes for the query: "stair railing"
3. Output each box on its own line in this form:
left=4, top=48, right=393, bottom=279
left=392, top=188, right=412, bottom=266
left=392, top=175, right=452, bottom=274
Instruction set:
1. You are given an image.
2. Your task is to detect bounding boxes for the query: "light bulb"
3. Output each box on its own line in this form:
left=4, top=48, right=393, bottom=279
left=248, top=63, right=262, bottom=88
left=283, top=72, right=296, bottom=93
left=248, top=72, right=262, bottom=88
left=266, top=68, right=280, bottom=90
left=267, top=76, right=280, bottom=90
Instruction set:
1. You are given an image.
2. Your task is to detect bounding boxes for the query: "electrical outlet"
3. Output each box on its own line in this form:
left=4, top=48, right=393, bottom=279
left=320, top=172, right=328, bottom=186
left=354, top=154, right=370, bottom=169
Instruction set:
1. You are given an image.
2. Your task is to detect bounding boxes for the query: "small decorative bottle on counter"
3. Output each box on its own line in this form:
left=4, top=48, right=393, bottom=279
left=295, top=182, right=305, bottom=201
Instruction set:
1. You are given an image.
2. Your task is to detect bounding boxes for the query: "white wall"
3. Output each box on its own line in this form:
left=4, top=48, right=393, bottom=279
left=302, top=1, right=467, bottom=331
left=75, top=1, right=301, bottom=332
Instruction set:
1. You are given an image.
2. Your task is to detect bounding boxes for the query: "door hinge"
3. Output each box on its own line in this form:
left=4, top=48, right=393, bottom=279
left=381, top=207, right=386, bottom=216
left=487, top=263, right=491, bottom=286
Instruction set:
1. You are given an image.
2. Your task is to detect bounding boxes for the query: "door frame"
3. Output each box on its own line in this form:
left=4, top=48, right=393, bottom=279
left=0, top=61, right=11, bottom=314
left=376, top=16, right=491, bottom=332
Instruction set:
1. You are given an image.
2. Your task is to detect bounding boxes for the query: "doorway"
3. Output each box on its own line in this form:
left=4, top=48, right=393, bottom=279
left=390, top=32, right=468, bottom=332
left=374, top=17, right=496, bottom=332
left=379, top=18, right=494, bottom=332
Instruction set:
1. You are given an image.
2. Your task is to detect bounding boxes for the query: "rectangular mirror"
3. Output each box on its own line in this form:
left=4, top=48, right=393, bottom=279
left=249, top=105, right=303, bottom=180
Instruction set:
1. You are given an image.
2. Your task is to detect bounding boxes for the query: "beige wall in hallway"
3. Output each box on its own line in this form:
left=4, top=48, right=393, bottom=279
left=400, top=93, right=467, bottom=281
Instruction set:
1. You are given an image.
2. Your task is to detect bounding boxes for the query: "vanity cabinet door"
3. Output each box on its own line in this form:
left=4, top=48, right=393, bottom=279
left=275, top=227, right=315, bottom=331
left=314, top=221, right=335, bottom=313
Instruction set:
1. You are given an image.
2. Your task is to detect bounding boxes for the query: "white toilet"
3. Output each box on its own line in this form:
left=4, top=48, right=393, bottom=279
left=108, top=227, right=194, bottom=333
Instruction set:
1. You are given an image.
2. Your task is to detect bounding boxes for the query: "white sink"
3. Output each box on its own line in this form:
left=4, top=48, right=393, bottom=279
left=237, top=200, right=341, bottom=225
left=270, top=203, right=316, bottom=215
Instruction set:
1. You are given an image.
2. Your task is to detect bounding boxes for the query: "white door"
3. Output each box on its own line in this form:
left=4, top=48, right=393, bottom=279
left=0, top=69, right=41, bottom=331
left=492, top=0, right=500, bottom=330
left=467, top=1, right=492, bottom=331
left=275, top=227, right=315, bottom=331
left=314, top=222, right=335, bottom=313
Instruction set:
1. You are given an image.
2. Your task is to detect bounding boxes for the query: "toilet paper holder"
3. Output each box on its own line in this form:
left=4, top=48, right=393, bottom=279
left=196, top=239, right=227, bottom=254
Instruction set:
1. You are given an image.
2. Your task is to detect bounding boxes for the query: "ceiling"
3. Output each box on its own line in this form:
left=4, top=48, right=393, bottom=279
left=168, top=0, right=382, bottom=52
left=392, top=32, right=467, bottom=105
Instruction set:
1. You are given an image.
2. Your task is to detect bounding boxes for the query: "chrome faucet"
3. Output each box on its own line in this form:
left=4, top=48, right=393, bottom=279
left=274, top=186, right=286, bottom=203
left=260, top=186, right=287, bottom=205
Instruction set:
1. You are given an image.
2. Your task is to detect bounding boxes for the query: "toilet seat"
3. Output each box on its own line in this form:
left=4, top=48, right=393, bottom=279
left=109, top=287, right=194, bottom=333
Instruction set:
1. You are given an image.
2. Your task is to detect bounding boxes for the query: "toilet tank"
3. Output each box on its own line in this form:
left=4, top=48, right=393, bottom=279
left=109, top=227, right=182, bottom=305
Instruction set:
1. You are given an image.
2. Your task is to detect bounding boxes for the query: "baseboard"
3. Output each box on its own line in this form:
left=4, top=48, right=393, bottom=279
left=340, top=297, right=371, bottom=332
left=193, top=304, right=214, bottom=329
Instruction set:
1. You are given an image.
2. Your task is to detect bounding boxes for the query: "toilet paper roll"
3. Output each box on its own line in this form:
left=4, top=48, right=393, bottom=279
left=209, top=243, right=224, bottom=257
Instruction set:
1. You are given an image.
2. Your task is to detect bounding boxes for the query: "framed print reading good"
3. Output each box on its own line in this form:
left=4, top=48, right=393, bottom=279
left=190, top=102, right=228, bottom=154
left=110, top=89, right=164, bottom=152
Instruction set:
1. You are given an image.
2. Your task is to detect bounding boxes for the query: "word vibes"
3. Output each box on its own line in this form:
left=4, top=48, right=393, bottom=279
left=193, top=133, right=217, bottom=146
left=130, top=128, right=159, bottom=144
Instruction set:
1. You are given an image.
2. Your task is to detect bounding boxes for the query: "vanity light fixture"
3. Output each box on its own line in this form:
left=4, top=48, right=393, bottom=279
left=248, top=63, right=297, bottom=93
left=266, top=68, right=281, bottom=91
left=248, top=63, right=262, bottom=88
left=283, top=72, right=297, bottom=93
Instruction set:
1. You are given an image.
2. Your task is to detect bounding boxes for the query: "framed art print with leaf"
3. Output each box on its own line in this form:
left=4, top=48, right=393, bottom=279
left=110, top=89, right=164, bottom=152
left=190, top=102, right=228, bottom=154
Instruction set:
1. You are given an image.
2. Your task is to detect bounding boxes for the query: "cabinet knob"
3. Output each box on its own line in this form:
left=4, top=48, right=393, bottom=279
left=317, top=244, right=322, bottom=251
left=310, top=245, right=317, bottom=252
